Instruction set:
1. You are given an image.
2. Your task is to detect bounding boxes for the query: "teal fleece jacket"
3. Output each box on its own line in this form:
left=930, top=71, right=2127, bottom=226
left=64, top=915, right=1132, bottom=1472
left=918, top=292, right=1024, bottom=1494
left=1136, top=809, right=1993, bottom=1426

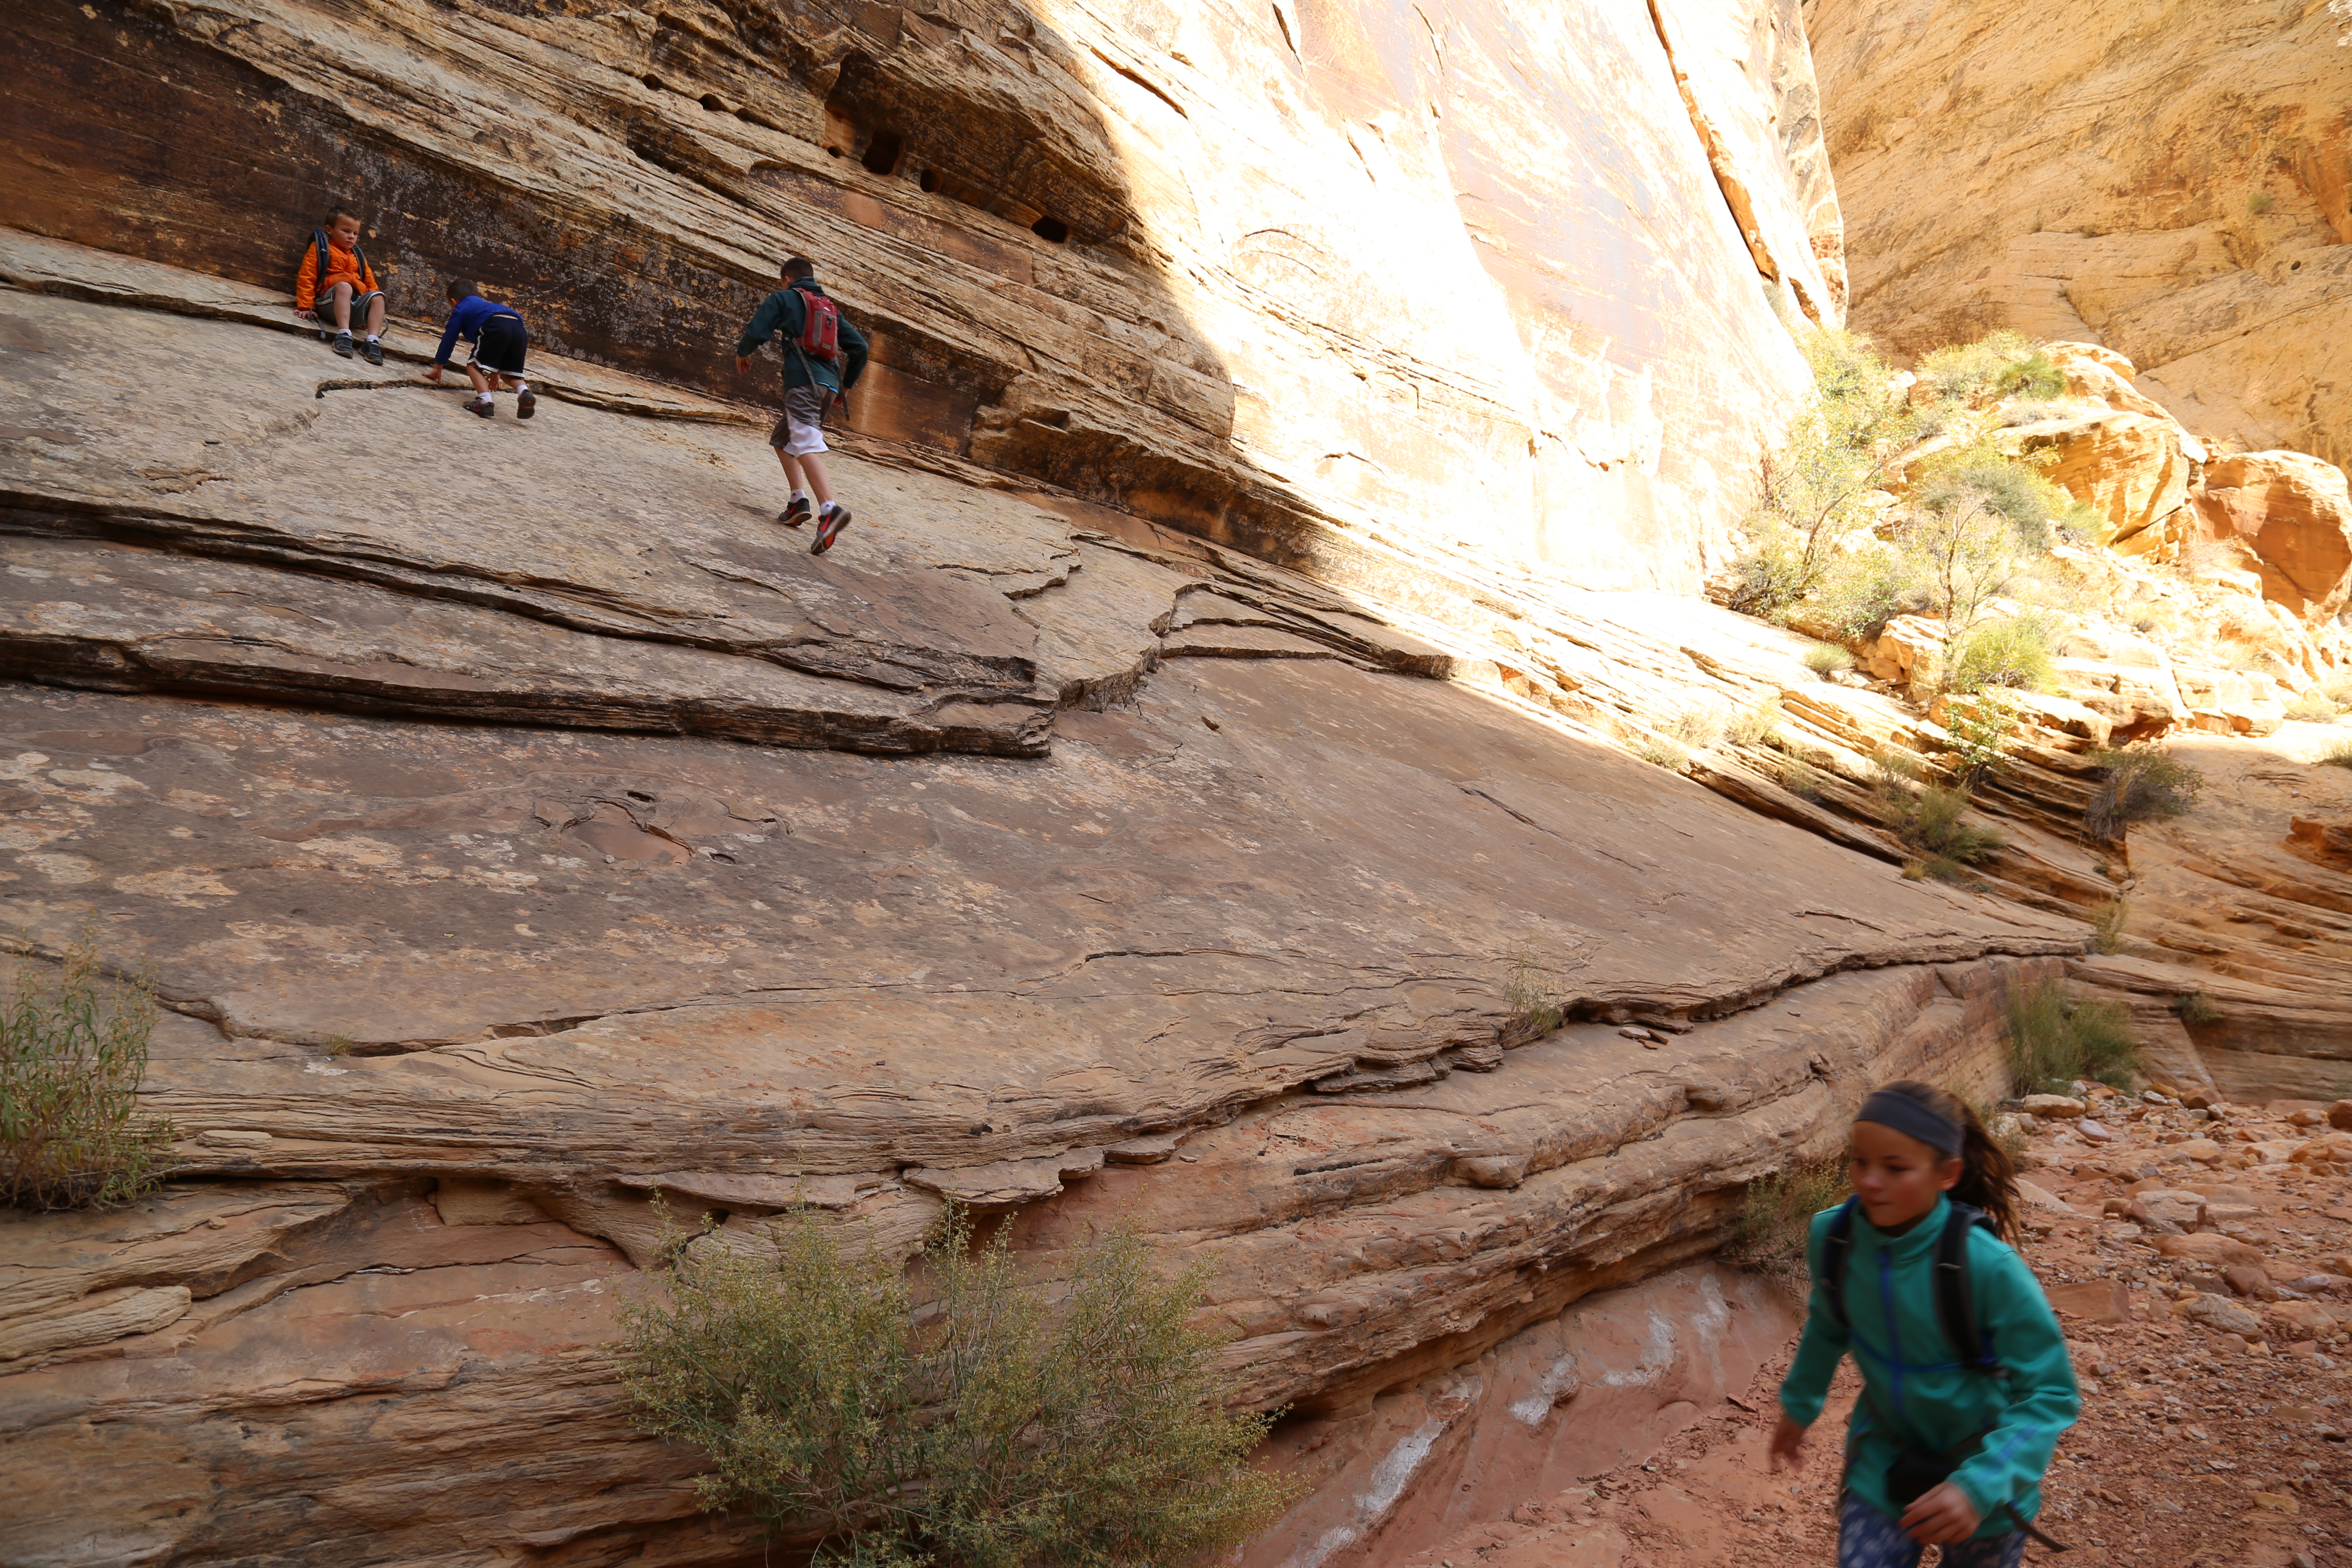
left=1779, top=1196, right=2079, bottom=1538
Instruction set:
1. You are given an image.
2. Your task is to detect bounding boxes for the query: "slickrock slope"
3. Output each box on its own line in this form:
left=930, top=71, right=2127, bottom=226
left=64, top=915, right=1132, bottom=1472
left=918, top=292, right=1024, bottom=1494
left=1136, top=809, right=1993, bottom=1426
left=0, top=231, right=2081, bottom=1565
left=6, top=0, right=1841, bottom=588
left=1807, top=0, right=2352, bottom=466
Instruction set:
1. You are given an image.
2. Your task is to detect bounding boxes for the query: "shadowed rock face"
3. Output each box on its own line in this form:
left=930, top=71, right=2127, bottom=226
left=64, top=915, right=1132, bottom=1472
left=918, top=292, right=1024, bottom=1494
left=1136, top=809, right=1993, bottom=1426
left=0, top=0, right=1841, bottom=588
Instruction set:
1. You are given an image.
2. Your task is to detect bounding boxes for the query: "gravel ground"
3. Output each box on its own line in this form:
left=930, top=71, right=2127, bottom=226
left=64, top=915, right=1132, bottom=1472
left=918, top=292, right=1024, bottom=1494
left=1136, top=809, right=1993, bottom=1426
left=1398, top=1090, right=2352, bottom=1568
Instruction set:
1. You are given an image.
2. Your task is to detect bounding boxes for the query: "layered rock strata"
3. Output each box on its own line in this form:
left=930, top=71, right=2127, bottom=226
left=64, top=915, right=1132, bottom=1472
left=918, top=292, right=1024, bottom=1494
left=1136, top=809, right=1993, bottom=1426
left=1807, top=0, right=2352, bottom=466
left=0, top=235, right=2084, bottom=1565
left=3, top=0, right=1842, bottom=589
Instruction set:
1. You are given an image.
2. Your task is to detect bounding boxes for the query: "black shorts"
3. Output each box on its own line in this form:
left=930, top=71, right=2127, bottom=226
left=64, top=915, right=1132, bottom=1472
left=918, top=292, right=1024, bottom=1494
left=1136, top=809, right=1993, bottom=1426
left=473, top=314, right=529, bottom=375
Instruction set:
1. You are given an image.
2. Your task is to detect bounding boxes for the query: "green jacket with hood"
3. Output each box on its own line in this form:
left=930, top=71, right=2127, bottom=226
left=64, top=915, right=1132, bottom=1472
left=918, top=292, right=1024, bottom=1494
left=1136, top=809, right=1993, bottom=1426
left=1779, top=1194, right=2079, bottom=1539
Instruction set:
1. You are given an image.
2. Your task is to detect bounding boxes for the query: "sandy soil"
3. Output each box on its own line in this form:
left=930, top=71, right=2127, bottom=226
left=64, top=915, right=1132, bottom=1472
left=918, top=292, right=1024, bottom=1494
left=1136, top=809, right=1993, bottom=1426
left=1396, top=1093, right=2352, bottom=1568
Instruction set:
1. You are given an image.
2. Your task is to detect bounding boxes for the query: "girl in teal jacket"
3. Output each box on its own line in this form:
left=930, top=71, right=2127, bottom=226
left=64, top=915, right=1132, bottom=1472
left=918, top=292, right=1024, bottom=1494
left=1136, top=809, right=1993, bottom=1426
left=1769, top=1080, right=2079, bottom=1566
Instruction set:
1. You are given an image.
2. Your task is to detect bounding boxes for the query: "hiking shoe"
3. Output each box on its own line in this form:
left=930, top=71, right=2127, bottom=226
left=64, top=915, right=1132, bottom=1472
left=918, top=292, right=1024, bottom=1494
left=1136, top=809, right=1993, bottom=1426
left=778, top=493, right=813, bottom=529
left=516, top=386, right=537, bottom=420
left=466, top=394, right=495, bottom=419
left=812, top=503, right=851, bottom=554
left=361, top=337, right=383, bottom=366
left=332, top=330, right=355, bottom=359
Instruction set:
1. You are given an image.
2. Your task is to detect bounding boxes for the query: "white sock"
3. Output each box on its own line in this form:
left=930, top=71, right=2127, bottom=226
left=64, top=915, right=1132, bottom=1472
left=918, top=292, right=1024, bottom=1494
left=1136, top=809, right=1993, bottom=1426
left=791, top=489, right=808, bottom=504
left=365, top=334, right=380, bottom=344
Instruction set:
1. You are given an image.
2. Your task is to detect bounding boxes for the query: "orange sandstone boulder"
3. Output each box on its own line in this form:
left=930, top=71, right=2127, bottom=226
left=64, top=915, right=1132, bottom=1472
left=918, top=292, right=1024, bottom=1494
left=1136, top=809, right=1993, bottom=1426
left=2191, top=452, right=2352, bottom=622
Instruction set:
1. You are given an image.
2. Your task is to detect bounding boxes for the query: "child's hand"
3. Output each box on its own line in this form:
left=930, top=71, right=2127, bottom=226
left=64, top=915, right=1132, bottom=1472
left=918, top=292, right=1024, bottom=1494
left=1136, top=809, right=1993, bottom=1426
left=1766, top=1415, right=1810, bottom=1472
left=297, top=309, right=316, bottom=322
left=1897, top=1481, right=1980, bottom=1545
left=734, top=355, right=752, bottom=374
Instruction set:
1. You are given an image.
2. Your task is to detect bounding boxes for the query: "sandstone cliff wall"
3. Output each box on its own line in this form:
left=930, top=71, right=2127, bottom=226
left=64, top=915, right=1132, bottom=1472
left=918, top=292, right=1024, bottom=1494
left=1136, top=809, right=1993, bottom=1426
left=0, top=221, right=2101, bottom=1564
left=1807, top=0, right=2352, bottom=466
left=5, top=0, right=1842, bottom=588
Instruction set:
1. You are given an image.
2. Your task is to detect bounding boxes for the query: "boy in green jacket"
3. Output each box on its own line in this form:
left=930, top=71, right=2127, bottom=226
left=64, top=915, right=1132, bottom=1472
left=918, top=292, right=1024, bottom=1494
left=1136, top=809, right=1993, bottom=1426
left=733, top=256, right=870, bottom=555
left=1770, top=1081, right=2079, bottom=1566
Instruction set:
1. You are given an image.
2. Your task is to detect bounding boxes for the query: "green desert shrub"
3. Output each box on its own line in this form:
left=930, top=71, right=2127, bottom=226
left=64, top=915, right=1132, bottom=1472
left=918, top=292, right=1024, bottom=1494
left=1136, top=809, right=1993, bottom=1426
left=1802, top=641, right=1855, bottom=679
left=2089, top=897, right=2129, bottom=956
left=1727, top=331, right=1926, bottom=620
left=2176, top=990, right=2222, bottom=1026
left=1, top=931, right=173, bottom=1210
left=1946, top=614, right=2058, bottom=695
left=2284, top=688, right=2340, bottom=723
left=1997, top=398, right=2086, bottom=427
left=1916, top=330, right=2067, bottom=405
left=619, top=1204, right=1299, bottom=1565
left=1725, top=1157, right=1849, bottom=1293
left=1874, top=756, right=2004, bottom=880
left=2082, top=744, right=2205, bottom=839
left=1501, top=945, right=1563, bottom=1039
left=2006, top=979, right=2139, bottom=1094
left=1939, top=689, right=2024, bottom=791
left=1917, top=452, right=2069, bottom=552
left=1724, top=698, right=1784, bottom=748
left=1777, top=755, right=1828, bottom=799
left=2321, top=736, right=2352, bottom=769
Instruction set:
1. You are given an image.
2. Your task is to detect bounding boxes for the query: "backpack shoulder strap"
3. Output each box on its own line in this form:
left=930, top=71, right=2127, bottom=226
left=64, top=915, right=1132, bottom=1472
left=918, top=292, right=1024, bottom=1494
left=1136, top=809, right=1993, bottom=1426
left=1937, top=1202, right=2003, bottom=1375
left=1820, top=1197, right=1858, bottom=1334
left=311, top=230, right=329, bottom=286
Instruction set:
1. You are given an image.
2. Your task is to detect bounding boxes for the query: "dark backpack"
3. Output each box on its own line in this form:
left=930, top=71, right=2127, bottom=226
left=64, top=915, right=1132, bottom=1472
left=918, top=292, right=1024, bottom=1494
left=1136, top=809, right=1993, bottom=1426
left=794, top=287, right=841, bottom=365
left=1819, top=1195, right=2002, bottom=1376
left=309, top=230, right=370, bottom=295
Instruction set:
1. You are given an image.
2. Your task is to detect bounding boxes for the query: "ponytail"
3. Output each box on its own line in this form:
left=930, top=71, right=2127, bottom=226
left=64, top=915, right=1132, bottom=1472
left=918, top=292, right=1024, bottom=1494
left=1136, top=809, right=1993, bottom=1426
left=1875, top=1079, right=2020, bottom=1242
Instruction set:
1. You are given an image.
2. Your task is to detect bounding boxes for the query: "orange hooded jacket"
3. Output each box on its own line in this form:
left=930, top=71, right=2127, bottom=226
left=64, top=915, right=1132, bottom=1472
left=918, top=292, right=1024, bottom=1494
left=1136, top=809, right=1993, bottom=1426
left=294, top=233, right=380, bottom=312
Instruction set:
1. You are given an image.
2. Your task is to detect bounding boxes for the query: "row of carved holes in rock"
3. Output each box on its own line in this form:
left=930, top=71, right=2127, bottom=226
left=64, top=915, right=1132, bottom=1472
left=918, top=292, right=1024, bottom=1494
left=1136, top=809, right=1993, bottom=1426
left=845, top=128, right=1072, bottom=245
left=637, top=74, right=1072, bottom=245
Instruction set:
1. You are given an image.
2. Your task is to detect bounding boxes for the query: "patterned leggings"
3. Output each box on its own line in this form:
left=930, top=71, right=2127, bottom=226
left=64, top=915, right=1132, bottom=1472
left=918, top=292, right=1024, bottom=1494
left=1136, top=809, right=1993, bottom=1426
left=1838, top=1492, right=2028, bottom=1568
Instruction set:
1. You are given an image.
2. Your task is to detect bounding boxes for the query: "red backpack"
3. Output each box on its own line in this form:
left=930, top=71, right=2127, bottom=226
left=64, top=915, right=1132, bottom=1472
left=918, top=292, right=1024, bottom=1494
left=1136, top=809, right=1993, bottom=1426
left=796, top=289, right=840, bottom=365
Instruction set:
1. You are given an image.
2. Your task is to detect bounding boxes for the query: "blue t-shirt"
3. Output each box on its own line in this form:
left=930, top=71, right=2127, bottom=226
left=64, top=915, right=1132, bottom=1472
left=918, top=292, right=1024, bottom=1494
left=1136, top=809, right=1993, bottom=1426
left=434, top=294, right=524, bottom=366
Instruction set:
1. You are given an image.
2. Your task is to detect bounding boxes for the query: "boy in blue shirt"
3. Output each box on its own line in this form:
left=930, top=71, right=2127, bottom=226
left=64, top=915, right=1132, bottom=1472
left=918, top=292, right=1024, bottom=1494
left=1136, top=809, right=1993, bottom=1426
left=424, top=280, right=535, bottom=420
left=733, top=257, right=869, bottom=554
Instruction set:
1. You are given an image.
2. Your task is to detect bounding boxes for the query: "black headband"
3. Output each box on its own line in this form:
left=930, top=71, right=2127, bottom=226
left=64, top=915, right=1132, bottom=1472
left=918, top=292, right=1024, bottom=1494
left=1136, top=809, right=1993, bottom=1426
left=1856, top=1089, right=1963, bottom=1159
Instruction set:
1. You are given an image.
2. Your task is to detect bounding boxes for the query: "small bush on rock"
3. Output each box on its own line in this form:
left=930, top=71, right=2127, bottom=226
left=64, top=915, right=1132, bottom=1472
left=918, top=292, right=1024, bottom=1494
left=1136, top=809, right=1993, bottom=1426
left=1727, top=331, right=1925, bottom=620
left=1946, top=614, right=2058, bottom=695
left=1873, top=756, right=2004, bottom=880
left=2083, top=744, right=2205, bottom=839
left=1916, top=330, right=2066, bottom=405
left=1, top=931, right=173, bottom=1211
left=1501, top=945, right=1564, bottom=1039
left=2007, top=979, right=2138, bottom=1094
left=1801, top=642, right=1854, bottom=679
left=1917, top=450, right=2068, bottom=552
left=2321, top=737, right=2352, bottom=769
left=2284, top=688, right=2339, bottom=723
left=1724, top=698, right=1783, bottom=748
left=2090, top=897, right=2129, bottom=956
left=1726, top=1157, right=1848, bottom=1295
left=619, top=1204, right=1299, bottom=1565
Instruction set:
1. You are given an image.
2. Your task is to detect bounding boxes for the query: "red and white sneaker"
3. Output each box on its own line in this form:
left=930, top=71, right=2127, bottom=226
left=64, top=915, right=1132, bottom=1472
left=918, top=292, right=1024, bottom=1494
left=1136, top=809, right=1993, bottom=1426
left=778, top=493, right=813, bottom=529
left=811, top=502, right=851, bottom=554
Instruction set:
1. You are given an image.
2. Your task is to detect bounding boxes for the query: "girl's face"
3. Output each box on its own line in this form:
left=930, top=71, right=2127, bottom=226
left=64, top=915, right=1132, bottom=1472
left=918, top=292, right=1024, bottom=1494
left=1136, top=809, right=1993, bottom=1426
left=1848, top=1119, right=1962, bottom=1229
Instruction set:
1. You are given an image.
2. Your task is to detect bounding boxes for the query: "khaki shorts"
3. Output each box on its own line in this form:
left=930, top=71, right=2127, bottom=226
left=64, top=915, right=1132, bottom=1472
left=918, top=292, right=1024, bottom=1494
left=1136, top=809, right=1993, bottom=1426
left=769, top=386, right=832, bottom=457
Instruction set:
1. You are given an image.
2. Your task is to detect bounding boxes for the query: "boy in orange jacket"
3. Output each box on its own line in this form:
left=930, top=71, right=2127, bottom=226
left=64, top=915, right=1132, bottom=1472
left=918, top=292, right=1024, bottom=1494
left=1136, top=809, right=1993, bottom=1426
left=294, top=208, right=387, bottom=365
